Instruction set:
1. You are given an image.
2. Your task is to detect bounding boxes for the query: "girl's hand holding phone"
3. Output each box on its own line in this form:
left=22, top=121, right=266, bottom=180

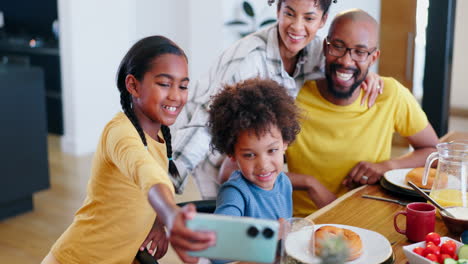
left=169, top=203, right=216, bottom=264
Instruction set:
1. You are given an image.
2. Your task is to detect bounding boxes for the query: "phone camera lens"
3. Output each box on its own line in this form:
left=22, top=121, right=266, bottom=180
left=262, top=227, right=274, bottom=239
left=247, top=226, right=259, bottom=237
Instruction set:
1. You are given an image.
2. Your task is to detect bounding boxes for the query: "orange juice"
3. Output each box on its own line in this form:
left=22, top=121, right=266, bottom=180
left=430, top=189, right=468, bottom=207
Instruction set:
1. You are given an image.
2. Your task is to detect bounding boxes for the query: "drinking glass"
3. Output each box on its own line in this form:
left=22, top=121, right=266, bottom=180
left=280, top=217, right=320, bottom=264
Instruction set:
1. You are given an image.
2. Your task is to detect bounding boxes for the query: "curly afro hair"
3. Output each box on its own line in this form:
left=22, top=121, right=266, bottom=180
left=208, top=77, right=301, bottom=156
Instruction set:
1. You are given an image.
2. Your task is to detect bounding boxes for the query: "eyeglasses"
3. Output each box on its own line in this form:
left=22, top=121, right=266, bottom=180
left=326, top=38, right=377, bottom=62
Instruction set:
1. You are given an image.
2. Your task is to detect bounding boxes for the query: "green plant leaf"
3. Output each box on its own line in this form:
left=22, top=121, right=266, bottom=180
left=243, top=1, right=255, bottom=17
left=225, top=20, right=248, bottom=26
left=259, top=18, right=277, bottom=27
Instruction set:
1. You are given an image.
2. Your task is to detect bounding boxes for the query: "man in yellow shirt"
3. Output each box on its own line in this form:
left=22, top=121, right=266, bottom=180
left=286, top=9, right=439, bottom=217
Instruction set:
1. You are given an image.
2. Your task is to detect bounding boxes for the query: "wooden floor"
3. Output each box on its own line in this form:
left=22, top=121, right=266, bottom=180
left=0, top=135, right=202, bottom=264
left=0, top=116, right=466, bottom=263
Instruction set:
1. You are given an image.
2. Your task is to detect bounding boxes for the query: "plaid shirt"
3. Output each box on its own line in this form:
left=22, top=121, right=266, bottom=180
left=171, top=24, right=325, bottom=196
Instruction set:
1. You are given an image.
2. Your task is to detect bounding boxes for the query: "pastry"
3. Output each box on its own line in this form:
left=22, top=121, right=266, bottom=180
left=314, top=225, right=363, bottom=261
left=405, top=167, right=437, bottom=189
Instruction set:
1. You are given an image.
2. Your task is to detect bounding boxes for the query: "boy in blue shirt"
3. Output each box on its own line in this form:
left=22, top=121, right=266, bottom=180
left=208, top=77, right=301, bottom=220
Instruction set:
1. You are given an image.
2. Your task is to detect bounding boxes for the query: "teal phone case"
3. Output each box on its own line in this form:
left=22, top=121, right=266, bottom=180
left=187, top=213, right=279, bottom=263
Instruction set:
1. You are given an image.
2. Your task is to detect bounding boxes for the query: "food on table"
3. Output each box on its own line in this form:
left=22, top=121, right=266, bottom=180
left=422, top=242, right=440, bottom=256
left=440, top=253, right=455, bottom=263
left=425, top=232, right=441, bottom=246
left=440, top=206, right=468, bottom=235
left=459, top=245, right=468, bottom=259
left=425, top=253, right=438, bottom=262
left=413, top=246, right=424, bottom=256
left=441, top=239, right=457, bottom=256
left=445, top=207, right=468, bottom=220
left=405, top=167, right=437, bottom=188
left=412, top=233, right=465, bottom=263
left=314, top=225, right=363, bottom=261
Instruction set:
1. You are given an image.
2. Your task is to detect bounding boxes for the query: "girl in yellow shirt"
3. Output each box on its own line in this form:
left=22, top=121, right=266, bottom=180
left=42, top=36, right=215, bottom=264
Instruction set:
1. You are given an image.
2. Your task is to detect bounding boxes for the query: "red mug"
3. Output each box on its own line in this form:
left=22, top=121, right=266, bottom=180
left=394, top=202, right=436, bottom=242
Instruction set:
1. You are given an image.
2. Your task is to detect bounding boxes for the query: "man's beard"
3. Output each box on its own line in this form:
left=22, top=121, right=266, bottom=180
left=325, top=63, right=367, bottom=99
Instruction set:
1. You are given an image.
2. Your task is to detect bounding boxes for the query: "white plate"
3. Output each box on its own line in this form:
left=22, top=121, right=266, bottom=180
left=285, top=224, right=392, bottom=264
left=403, top=236, right=463, bottom=264
left=384, top=168, right=431, bottom=192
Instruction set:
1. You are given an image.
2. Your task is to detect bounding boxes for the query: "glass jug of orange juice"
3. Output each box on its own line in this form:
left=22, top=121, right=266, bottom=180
left=423, top=142, right=468, bottom=208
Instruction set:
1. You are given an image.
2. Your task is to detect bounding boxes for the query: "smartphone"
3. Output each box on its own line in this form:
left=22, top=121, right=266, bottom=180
left=186, top=213, right=279, bottom=263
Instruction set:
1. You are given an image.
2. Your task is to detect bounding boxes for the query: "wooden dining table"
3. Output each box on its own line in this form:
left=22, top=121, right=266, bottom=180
left=304, top=183, right=452, bottom=264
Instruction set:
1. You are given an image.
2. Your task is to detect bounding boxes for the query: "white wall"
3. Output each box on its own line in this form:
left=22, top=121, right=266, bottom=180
left=58, top=0, right=381, bottom=155
left=135, top=0, right=189, bottom=54
left=450, top=0, right=468, bottom=110
left=187, top=0, right=225, bottom=81
left=59, top=0, right=136, bottom=155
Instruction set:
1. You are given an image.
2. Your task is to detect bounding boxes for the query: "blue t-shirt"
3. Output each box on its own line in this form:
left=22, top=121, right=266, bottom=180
left=214, top=170, right=293, bottom=220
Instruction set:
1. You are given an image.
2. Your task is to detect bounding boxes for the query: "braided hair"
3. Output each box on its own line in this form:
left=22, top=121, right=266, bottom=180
left=268, top=0, right=337, bottom=14
left=116, top=35, right=186, bottom=182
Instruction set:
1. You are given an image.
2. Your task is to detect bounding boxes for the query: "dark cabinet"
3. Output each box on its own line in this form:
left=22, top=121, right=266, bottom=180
left=0, top=40, right=63, bottom=134
left=0, top=65, right=49, bottom=220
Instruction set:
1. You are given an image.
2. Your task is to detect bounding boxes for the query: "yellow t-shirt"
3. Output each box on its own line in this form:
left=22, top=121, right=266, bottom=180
left=50, top=112, right=174, bottom=264
left=286, top=77, right=428, bottom=217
